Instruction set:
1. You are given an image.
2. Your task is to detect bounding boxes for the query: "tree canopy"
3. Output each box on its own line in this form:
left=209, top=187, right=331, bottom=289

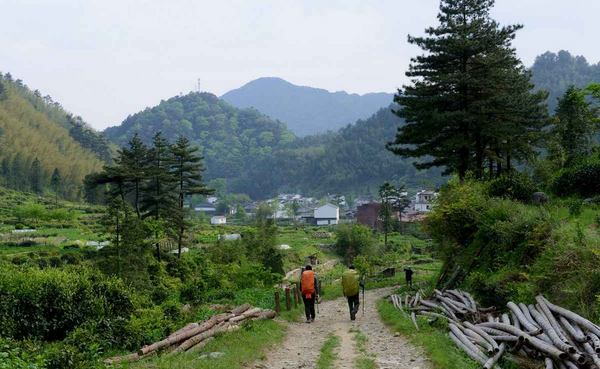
left=387, top=0, right=550, bottom=180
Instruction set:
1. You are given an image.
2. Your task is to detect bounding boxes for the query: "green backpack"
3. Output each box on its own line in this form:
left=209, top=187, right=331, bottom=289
left=342, top=269, right=360, bottom=297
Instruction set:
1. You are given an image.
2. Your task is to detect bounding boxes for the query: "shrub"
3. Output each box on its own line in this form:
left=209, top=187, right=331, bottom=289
left=486, top=172, right=537, bottom=201
left=60, top=253, right=81, bottom=265
left=14, top=223, right=24, bottom=230
left=335, top=224, right=376, bottom=262
left=0, top=261, right=135, bottom=341
left=551, top=162, right=600, bottom=197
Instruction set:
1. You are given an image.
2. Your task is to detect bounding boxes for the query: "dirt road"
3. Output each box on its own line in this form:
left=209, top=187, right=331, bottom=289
left=252, top=287, right=431, bottom=369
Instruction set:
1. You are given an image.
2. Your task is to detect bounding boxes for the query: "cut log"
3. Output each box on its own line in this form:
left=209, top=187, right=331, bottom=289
left=167, top=322, right=199, bottom=339
left=138, top=315, right=219, bottom=356
left=172, top=323, right=229, bottom=354
left=230, top=303, right=252, bottom=315
left=104, top=353, right=141, bottom=365
left=253, top=310, right=276, bottom=321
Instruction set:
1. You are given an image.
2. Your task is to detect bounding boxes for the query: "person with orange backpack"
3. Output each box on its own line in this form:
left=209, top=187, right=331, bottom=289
left=300, top=265, right=319, bottom=323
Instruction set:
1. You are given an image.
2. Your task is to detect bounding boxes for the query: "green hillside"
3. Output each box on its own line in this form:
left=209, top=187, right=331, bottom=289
left=240, top=106, right=445, bottom=197
left=103, top=93, right=445, bottom=199
left=0, top=73, right=108, bottom=201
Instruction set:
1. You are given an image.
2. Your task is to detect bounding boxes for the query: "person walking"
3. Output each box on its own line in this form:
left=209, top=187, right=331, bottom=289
left=300, top=265, right=319, bottom=323
left=342, top=265, right=364, bottom=321
left=404, top=266, right=414, bottom=287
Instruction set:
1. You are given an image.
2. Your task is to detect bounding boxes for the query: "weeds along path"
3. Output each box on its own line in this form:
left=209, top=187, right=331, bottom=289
left=252, top=287, right=431, bottom=369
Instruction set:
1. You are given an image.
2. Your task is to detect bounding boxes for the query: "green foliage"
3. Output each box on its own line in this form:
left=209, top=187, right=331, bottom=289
left=0, top=73, right=106, bottom=200
left=335, top=224, right=376, bottom=262
left=531, top=51, right=600, bottom=113
left=486, top=173, right=537, bottom=202
left=388, top=0, right=550, bottom=181
left=428, top=180, right=600, bottom=317
left=0, top=339, right=46, bottom=369
left=0, top=260, right=134, bottom=341
left=552, top=86, right=599, bottom=166
left=551, top=161, right=600, bottom=197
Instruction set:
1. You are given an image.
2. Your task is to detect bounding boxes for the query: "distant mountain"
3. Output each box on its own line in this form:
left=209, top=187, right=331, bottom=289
left=221, top=77, right=394, bottom=136
left=531, top=50, right=600, bottom=113
left=0, top=73, right=108, bottom=200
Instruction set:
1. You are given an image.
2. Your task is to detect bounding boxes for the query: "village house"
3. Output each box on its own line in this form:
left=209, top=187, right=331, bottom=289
left=314, top=203, right=339, bottom=226
left=195, top=202, right=216, bottom=213
left=210, top=216, right=226, bottom=225
left=413, top=190, right=438, bottom=212
left=357, top=203, right=382, bottom=229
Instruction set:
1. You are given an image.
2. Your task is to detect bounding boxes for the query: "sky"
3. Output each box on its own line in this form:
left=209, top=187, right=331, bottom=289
left=2, top=0, right=599, bottom=131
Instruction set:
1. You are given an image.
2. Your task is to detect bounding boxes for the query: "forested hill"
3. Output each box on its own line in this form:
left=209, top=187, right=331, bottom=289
left=237, top=106, right=446, bottom=198
left=0, top=73, right=108, bottom=201
left=102, top=92, right=444, bottom=198
left=531, top=50, right=600, bottom=113
left=220, top=77, right=394, bottom=137
left=103, top=92, right=297, bottom=185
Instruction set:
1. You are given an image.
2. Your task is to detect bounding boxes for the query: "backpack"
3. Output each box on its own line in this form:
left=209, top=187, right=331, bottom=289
left=342, top=269, right=360, bottom=297
left=301, top=270, right=315, bottom=298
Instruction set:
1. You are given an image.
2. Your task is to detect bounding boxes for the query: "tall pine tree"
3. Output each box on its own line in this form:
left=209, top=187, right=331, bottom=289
left=171, top=136, right=214, bottom=258
left=141, top=132, right=178, bottom=260
left=387, top=0, right=549, bottom=180
left=552, top=86, right=598, bottom=167
left=119, top=133, right=148, bottom=218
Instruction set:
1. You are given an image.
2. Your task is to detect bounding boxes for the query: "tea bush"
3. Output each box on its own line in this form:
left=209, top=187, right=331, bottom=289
left=0, top=261, right=134, bottom=341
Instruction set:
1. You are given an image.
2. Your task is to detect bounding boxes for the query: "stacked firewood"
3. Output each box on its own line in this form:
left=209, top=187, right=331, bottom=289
left=390, top=290, right=600, bottom=368
left=104, top=303, right=276, bottom=365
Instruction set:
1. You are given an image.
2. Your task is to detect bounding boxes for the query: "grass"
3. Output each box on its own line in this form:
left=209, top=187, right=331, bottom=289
left=377, top=299, right=479, bottom=369
left=377, top=299, right=527, bottom=369
left=316, top=333, right=340, bottom=369
left=121, top=320, right=286, bottom=369
left=350, top=328, right=376, bottom=369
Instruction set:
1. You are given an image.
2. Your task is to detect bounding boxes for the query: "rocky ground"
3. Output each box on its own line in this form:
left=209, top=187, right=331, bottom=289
left=251, top=287, right=431, bottom=369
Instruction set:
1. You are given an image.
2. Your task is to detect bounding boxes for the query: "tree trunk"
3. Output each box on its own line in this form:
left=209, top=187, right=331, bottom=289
left=134, top=180, right=141, bottom=218
left=489, top=156, right=494, bottom=180
left=475, top=132, right=483, bottom=180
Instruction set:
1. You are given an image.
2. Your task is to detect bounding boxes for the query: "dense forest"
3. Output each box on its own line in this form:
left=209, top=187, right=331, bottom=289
left=103, top=93, right=444, bottom=199
left=238, top=106, right=445, bottom=197
left=531, top=50, right=600, bottom=113
left=221, top=77, right=394, bottom=136
left=0, top=73, right=109, bottom=200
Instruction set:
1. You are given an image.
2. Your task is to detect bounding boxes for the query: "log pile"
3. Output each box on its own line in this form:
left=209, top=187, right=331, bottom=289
left=103, top=303, right=276, bottom=365
left=390, top=290, right=600, bottom=368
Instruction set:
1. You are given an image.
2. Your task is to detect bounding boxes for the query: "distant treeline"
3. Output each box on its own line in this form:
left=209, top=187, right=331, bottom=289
left=531, top=50, right=600, bottom=113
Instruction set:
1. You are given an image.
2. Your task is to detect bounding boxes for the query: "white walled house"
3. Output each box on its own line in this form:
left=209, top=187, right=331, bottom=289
left=413, top=190, right=438, bottom=212
left=314, top=204, right=339, bottom=226
left=211, top=216, right=227, bottom=225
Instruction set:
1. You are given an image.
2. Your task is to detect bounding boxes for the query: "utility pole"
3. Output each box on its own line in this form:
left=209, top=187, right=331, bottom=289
left=197, top=78, right=201, bottom=92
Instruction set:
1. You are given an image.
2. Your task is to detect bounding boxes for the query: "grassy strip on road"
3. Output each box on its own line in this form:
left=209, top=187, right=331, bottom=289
left=316, top=333, right=341, bottom=369
left=120, top=320, right=286, bottom=369
left=350, top=328, right=376, bottom=369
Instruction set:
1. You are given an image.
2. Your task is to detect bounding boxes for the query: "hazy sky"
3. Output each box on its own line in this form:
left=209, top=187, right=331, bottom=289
left=3, top=0, right=599, bottom=131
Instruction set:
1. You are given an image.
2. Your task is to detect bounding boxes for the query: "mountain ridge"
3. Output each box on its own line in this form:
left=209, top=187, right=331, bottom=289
left=221, top=77, right=394, bottom=136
